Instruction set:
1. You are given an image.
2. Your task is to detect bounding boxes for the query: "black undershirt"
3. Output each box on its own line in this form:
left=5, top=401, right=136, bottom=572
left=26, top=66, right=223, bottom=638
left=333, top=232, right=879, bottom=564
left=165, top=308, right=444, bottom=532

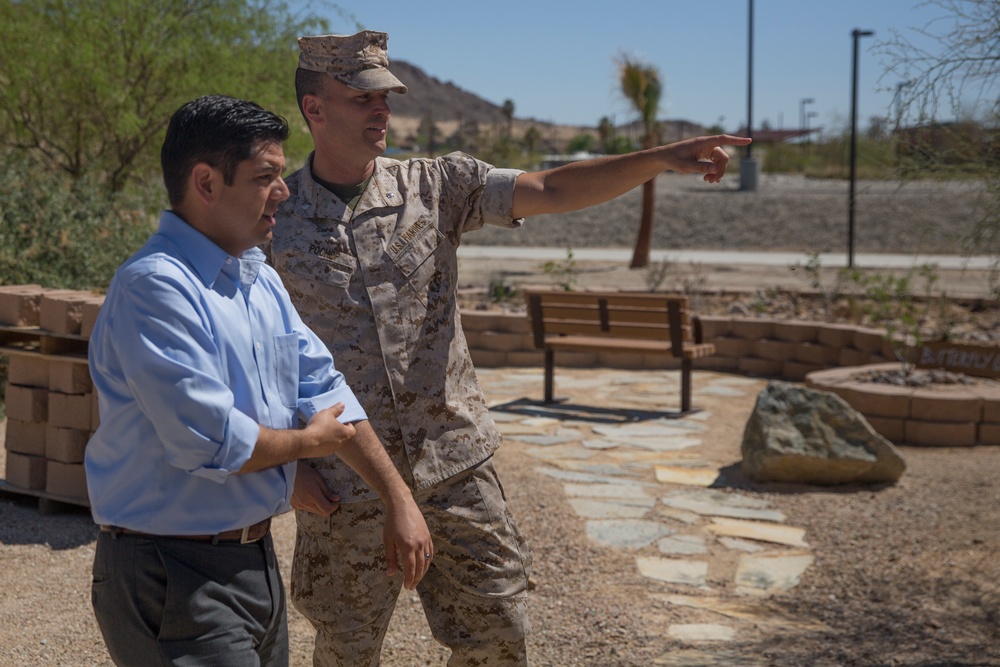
left=311, top=173, right=372, bottom=211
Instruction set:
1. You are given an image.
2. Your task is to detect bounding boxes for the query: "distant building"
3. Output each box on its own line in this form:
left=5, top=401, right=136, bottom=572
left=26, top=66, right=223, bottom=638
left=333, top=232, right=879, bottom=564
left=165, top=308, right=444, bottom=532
left=734, top=127, right=819, bottom=143
left=617, top=119, right=706, bottom=145
left=538, top=151, right=604, bottom=170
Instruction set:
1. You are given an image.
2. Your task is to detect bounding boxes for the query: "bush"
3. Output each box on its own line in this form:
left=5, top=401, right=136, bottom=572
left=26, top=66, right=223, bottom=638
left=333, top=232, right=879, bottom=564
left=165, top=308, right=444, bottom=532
left=0, top=154, right=157, bottom=291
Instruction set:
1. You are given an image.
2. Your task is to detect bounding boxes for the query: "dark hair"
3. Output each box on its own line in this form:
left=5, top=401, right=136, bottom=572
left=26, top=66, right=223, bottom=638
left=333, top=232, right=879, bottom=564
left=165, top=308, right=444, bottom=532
left=295, top=67, right=329, bottom=125
left=160, top=95, right=290, bottom=207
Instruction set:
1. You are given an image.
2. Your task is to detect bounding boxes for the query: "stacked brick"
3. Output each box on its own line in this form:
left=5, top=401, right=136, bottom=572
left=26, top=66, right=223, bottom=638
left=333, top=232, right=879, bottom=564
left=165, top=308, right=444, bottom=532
left=1, top=285, right=104, bottom=505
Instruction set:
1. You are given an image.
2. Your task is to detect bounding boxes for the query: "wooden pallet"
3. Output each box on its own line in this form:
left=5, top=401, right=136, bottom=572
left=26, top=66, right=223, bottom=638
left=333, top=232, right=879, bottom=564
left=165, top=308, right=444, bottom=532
left=0, top=479, right=90, bottom=513
left=0, top=325, right=88, bottom=360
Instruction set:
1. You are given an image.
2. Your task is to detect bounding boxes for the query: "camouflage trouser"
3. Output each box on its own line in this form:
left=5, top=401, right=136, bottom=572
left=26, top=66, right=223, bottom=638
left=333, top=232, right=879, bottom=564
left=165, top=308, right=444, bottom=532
left=291, top=457, right=532, bottom=667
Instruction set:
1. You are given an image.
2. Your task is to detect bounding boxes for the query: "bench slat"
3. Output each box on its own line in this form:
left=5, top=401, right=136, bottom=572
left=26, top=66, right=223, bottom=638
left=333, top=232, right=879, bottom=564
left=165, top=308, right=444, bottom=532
left=541, top=320, right=694, bottom=341
left=537, top=305, right=689, bottom=327
left=545, top=335, right=715, bottom=359
left=527, top=291, right=690, bottom=309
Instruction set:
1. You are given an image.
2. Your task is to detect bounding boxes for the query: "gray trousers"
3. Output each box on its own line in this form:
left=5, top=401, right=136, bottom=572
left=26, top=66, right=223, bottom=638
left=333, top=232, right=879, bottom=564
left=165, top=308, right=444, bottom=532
left=91, top=531, right=288, bottom=666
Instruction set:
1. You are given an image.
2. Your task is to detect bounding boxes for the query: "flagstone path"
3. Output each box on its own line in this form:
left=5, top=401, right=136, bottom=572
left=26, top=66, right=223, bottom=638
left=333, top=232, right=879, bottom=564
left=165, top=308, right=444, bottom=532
left=477, top=367, right=830, bottom=666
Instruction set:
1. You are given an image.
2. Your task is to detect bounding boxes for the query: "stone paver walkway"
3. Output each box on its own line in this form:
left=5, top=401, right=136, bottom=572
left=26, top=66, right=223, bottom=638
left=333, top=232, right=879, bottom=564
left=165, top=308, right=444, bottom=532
left=477, top=367, right=829, bottom=665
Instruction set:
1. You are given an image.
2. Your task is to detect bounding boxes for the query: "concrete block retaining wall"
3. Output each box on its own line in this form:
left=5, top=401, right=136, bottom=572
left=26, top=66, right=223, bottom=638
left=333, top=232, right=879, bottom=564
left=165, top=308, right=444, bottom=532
left=463, top=311, right=896, bottom=379
left=462, top=310, right=997, bottom=446
left=463, top=310, right=679, bottom=371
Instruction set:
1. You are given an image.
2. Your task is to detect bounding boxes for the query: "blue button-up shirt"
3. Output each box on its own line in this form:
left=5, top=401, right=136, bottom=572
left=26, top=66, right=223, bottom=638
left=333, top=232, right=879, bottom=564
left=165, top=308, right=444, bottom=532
left=86, top=211, right=366, bottom=535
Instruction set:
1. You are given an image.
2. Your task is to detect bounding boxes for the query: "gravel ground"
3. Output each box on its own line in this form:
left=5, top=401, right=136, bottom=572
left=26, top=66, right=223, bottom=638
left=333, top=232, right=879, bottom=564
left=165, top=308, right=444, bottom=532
left=2, top=398, right=999, bottom=667
left=1, top=174, right=998, bottom=666
left=465, top=173, right=989, bottom=256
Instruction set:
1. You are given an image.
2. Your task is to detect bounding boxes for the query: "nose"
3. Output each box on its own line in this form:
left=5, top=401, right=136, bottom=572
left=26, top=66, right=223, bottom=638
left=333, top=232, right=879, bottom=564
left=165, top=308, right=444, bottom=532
left=272, top=176, right=290, bottom=202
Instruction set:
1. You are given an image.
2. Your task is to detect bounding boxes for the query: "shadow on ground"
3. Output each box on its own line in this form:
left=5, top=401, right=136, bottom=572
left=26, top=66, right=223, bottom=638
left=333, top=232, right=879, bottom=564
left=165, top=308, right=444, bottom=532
left=489, top=397, right=689, bottom=424
left=0, top=492, right=97, bottom=549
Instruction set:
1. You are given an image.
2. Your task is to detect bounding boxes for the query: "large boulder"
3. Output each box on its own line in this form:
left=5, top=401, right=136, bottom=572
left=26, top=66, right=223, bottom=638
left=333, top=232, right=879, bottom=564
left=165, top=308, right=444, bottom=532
left=741, top=380, right=906, bottom=485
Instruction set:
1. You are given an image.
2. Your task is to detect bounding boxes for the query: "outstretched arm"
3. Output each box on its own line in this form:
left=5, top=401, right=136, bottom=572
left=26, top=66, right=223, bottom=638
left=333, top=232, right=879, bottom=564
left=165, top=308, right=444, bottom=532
left=511, top=134, right=752, bottom=218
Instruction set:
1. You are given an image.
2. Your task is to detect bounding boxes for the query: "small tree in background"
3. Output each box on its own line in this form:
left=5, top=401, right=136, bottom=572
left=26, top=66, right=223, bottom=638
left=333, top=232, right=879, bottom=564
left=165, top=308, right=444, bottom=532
left=617, top=53, right=663, bottom=269
left=418, top=112, right=439, bottom=157
left=522, top=125, right=542, bottom=155
left=877, top=0, right=1000, bottom=256
left=566, top=134, right=595, bottom=153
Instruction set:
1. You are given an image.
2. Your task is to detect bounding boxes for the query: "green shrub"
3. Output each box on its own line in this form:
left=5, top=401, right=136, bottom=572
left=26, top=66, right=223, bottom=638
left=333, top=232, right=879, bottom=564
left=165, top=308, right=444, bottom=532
left=0, top=154, right=156, bottom=291
left=542, top=248, right=578, bottom=291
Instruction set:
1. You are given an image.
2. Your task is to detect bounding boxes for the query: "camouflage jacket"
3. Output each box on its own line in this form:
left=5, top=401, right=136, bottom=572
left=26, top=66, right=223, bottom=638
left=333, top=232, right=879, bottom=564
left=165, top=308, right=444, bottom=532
left=269, top=152, right=524, bottom=501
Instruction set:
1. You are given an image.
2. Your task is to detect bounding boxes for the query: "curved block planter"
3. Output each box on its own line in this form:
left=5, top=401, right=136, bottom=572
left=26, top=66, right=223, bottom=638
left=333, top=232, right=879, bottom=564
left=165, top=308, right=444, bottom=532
left=806, top=363, right=1000, bottom=447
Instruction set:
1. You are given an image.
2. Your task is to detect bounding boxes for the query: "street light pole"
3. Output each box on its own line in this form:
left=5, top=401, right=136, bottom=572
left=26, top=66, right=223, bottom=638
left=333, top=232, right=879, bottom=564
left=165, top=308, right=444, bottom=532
left=747, top=0, right=754, bottom=157
left=848, top=28, right=874, bottom=269
left=740, top=0, right=758, bottom=191
left=799, top=97, right=814, bottom=171
left=799, top=97, right=814, bottom=138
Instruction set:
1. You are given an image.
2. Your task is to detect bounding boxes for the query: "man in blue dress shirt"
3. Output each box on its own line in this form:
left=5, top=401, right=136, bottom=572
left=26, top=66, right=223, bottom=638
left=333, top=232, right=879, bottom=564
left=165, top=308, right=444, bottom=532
left=85, top=94, right=432, bottom=666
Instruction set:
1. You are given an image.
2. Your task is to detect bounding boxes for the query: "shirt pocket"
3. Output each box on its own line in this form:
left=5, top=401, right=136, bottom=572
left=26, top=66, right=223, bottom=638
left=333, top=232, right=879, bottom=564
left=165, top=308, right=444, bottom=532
left=273, top=332, right=299, bottom=409
left=388, top=218, right=443, bottom=307
left=279, top=250, right=355, bottom=289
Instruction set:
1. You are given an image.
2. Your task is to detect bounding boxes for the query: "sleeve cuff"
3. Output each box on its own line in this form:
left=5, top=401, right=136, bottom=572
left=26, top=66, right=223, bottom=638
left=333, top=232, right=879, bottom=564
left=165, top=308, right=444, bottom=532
left=200, top=411, right=260, bottom=481
left=482, top=168, right=525, bottom=229
left=298, top=385, right=368, bottom=426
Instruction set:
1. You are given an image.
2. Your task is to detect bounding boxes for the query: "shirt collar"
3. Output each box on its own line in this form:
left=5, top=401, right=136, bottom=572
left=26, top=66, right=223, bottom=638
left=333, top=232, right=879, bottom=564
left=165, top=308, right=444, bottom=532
left=158, top=210, right=263, bottom=289
left=293, top=153, right=403, bottom=218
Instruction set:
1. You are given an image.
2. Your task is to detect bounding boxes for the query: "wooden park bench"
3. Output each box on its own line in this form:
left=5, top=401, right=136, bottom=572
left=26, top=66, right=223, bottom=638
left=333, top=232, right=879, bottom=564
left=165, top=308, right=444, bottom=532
left=524, top=290, right=716, bottom=413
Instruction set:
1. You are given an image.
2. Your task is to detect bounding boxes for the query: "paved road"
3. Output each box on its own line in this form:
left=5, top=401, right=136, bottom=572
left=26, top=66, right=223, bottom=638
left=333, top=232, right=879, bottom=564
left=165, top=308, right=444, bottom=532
left=458, top=245, right=993, bottom=270
left=457, top=246, right=994, bottom=299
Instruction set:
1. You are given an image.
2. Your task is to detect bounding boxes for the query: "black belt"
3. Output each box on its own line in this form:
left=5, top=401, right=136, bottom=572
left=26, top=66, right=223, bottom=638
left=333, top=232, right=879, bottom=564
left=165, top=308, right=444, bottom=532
left=100, top=517, right=271, bottom=544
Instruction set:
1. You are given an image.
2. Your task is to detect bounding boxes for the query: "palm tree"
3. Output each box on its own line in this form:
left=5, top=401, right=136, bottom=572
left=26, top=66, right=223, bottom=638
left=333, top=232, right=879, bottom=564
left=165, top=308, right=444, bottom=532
left=617, top=54, right=663, bottom=269
left=598, top=116, right=614, bottom=153
left=501, top=99, right=515, bottom=141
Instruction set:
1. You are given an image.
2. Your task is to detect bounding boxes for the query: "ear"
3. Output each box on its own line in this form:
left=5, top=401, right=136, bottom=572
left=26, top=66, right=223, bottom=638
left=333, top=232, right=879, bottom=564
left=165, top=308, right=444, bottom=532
left=190, top=163, right=219, bottom=206
left=302, top=93, right=324, bottom=127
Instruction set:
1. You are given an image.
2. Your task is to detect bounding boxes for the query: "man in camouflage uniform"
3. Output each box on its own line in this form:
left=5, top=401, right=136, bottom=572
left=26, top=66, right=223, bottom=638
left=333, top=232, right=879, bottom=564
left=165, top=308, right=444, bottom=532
left=269, top=30, right=750, bottom=666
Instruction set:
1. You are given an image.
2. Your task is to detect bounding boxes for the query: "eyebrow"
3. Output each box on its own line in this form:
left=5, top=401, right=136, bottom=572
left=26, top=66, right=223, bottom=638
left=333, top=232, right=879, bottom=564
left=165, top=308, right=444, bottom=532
left=255, top=160, right=285, bottom=175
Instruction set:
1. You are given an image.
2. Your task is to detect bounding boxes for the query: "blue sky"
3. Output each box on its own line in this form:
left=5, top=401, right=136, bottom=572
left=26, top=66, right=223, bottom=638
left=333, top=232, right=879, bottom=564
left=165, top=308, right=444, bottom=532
left=293, top=0, right=962, bottom=134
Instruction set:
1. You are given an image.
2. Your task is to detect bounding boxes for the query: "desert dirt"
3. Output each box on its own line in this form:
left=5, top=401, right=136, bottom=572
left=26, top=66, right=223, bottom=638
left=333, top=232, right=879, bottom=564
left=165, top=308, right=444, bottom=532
left=1, top=173, right=999, bottom=666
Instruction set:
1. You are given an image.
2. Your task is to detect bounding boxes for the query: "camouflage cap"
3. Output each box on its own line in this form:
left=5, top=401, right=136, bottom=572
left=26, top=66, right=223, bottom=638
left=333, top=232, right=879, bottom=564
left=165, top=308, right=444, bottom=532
left=297, top=31, right=407, bottom=94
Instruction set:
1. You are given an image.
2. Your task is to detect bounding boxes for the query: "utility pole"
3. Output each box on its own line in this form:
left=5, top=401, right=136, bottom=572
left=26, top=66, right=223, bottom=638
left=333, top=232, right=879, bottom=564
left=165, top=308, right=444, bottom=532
left=848, top=28, right=874, bottom=269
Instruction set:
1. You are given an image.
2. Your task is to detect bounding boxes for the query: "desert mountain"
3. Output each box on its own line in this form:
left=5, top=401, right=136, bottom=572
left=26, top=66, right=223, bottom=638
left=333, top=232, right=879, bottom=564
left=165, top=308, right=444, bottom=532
left=386, top=59, right=599, bottom=150
left=388, top=60, right=508, bottom=125
left=385, top=59, right=705, bottom=151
